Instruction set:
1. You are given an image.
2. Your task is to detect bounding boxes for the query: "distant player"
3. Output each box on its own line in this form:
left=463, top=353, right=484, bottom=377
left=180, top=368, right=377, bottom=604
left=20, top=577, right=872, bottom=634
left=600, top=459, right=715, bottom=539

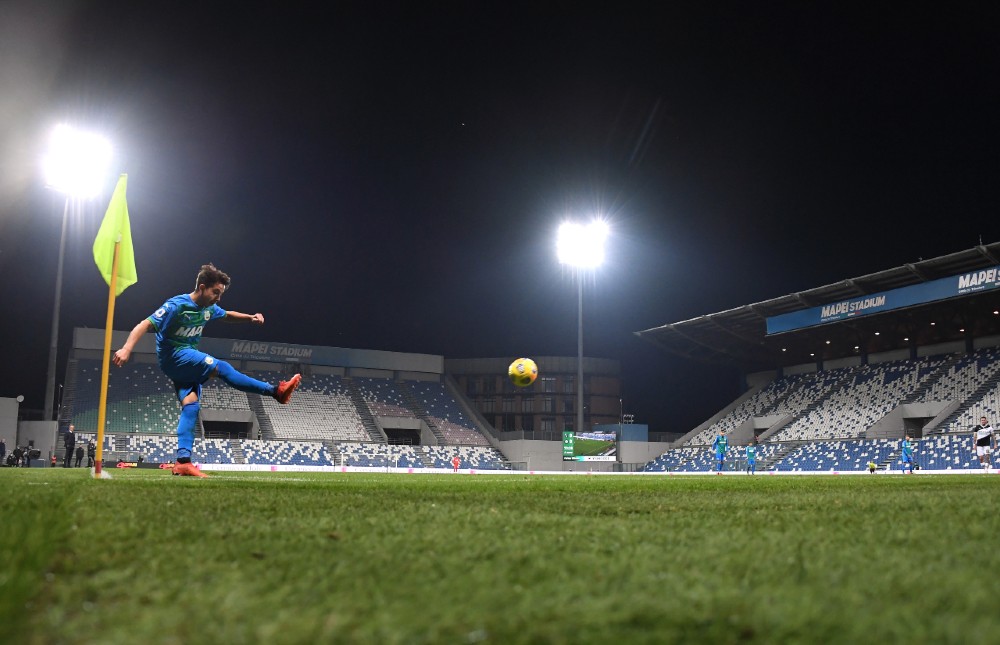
left=899, top=435, right=914, bottom=474
left=711, top=431, right=728, bottom=472
left=113, top=264, right=301, bottom=478
left=745, top=442, right=757, bottom=475
left=971, top=416, right=996, bottom=472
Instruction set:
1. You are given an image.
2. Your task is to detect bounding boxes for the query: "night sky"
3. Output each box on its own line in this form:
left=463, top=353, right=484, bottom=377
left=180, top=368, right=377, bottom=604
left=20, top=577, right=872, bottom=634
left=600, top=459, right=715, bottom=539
left=1, top=2, right=998, bottom=432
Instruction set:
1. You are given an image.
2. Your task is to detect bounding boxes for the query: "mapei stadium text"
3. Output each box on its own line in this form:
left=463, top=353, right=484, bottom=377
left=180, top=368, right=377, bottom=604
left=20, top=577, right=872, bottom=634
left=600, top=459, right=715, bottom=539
left=230, top=341, right=313, bottom=359
left=821, top=296, right=887, bottom=318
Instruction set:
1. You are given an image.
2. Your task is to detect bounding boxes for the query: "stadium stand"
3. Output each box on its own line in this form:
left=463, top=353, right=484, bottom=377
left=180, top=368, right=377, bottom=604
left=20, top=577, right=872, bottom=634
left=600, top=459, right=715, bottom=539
left=913, top=434, right=985, bottom=470
left=771, top=357, right=946, bottom=442
left=642, top=344, right=1000, bottom=473
left=201, top=379, right=250, bottom=410
left=424, top=445, right=510, bottom=470
left=353, top=377, right=416, bottom=418
left=771, top=439, right=896, bottom=472
left=254, top=371, right=369, bottom=442
left=640, top=446, right=704, bottom=472
left=70, top=359, right=179, bottom=434
left=242, top=439, right=333, bottom=466
left=337, top=442, right=425, bottom=468
left=408, top=381, right=490, bottom=445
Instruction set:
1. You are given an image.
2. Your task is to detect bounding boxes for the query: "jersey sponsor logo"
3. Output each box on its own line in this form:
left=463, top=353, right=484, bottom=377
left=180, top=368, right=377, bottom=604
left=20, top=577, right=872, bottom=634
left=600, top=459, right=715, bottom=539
left=173, top=325, right=204, bottom=338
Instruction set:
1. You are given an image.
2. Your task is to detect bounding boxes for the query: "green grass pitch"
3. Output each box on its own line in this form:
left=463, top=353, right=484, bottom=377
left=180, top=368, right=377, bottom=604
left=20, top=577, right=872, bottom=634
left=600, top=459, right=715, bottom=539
left=2, top=468, right=998, bottom=643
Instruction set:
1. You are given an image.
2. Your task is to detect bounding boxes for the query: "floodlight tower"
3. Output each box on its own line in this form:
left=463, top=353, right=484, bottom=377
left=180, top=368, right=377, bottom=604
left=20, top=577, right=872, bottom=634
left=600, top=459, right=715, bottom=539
left=557, top=219, right=608, bottom=439
left=41, top=124, right=112, bottom=420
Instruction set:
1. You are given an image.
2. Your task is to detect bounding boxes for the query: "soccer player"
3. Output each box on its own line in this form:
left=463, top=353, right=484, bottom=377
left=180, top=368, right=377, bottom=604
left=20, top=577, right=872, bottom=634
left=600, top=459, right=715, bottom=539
left=899, top=435, right=915, bottom=474
left=745, top=442, right=757, bottom=475
left=711, top=431, right=728, bottom=472
left=113, top=264, right=301, bottom=477
left=971, top=416, right=996, bottom=472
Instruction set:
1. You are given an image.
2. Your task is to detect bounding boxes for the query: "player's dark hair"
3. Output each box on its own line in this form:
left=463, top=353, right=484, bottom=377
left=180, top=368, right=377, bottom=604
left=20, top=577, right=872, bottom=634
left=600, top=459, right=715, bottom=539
left=196, top=263, right=231, bottom=290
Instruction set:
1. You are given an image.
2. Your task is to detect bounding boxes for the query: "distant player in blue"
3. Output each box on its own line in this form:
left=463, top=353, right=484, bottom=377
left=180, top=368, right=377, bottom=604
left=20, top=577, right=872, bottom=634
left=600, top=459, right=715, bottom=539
left=113, top=264, right=301, bottom=477
left=711, top=431, right=728, bottom=472
left=745, top=443, right=757, bottom=475
left=900, top=435, right=914, bottom=474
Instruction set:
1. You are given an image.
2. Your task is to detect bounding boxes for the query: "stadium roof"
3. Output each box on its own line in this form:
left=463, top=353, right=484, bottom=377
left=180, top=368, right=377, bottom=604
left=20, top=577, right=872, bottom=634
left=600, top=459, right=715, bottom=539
left=635, top=243, right=1000, bottom=371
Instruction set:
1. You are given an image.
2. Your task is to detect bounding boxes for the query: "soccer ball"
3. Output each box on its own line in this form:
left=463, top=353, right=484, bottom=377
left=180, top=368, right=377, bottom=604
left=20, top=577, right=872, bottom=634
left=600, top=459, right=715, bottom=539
left=508, top=358, right=538, bottom=387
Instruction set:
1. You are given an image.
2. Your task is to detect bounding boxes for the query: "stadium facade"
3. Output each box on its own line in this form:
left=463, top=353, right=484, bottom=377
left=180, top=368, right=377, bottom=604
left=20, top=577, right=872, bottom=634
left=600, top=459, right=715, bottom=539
left=444, top=356, right=622, bottom=438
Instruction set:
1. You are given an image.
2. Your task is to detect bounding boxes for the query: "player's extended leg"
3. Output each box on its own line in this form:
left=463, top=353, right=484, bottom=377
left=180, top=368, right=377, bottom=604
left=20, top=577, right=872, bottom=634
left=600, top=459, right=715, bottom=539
left=172, top=386, right=208, bottom=478
left=212, top=361, right=301, bottom=404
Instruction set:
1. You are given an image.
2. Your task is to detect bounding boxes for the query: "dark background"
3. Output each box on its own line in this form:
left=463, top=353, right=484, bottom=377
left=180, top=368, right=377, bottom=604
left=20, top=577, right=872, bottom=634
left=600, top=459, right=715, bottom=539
left=1, top=1, right=998, bottom=432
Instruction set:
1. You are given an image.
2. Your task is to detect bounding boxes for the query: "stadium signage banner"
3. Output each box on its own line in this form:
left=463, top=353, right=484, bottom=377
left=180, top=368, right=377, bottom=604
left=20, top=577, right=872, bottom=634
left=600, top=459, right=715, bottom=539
left=198, top=338, right=444, bottom=373
left=225, top=340, right=314, bottom=361
left=767, top=266, right=1000, bottom=334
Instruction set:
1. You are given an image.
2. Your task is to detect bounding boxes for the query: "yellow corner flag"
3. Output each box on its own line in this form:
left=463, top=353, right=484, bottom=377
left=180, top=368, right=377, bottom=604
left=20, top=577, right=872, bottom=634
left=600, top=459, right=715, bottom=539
left=93, top=173, right=137, bottom=295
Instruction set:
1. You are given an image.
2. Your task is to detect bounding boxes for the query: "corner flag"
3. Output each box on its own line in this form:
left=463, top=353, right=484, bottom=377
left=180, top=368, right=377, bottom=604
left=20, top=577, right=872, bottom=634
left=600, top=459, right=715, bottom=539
left=93, top=174, right=137, bottom=295
left=92, top=173, right=136, bottom=478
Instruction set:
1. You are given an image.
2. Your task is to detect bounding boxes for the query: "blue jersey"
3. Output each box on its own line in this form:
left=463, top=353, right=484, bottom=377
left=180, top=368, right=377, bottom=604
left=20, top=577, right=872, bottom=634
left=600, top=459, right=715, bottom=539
left=746, top=445, right=757, bottom=462
left=712, top=435, right=728, bottom=455
left=148, top=294, right=226, bottom=361
left=901, top=439, right=913, bottom=461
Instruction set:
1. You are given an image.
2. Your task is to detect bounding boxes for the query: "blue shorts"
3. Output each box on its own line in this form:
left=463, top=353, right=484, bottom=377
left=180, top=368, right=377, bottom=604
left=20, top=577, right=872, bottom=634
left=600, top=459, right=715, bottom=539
left=159, top=348, right=219, bottom=402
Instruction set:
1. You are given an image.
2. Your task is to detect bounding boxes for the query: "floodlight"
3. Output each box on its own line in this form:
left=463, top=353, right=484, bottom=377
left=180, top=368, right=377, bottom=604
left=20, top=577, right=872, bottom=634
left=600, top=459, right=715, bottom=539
left=554, top=218, right=611, bottom=444
left=42, top=124, right=112, bottom=198
left=557, top=220, right=609, bottom=268
left=41, top=124, right=113, bottom=420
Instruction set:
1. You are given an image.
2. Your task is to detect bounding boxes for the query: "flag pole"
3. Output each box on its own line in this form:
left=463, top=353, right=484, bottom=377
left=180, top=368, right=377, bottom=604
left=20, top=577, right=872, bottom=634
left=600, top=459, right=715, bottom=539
left=94, top=236, right=121, bottom=478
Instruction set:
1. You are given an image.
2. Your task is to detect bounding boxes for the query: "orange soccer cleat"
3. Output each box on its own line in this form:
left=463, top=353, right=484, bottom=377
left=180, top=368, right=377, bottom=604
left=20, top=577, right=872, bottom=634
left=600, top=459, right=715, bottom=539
left=274, top=373, right=302, bottom=404
left=172, top=461, right=209, bottom=478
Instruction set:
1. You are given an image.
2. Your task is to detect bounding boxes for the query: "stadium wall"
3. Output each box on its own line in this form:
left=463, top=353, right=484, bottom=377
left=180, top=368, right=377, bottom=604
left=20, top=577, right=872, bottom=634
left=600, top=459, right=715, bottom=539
left=0, top=397, right=18, bottom=452
left=973, top=335, right=1000, bottom=350
left=72, top=328, right=446, bottom=374
left=866, top=401, right=955, bottom=439
left=746, top=341, right=997, bottom=390
left=16, top=420, right=56, bottom=464
left=499, top=440, right=616, bottom=471
left=918, top=341, right=965, bottom=357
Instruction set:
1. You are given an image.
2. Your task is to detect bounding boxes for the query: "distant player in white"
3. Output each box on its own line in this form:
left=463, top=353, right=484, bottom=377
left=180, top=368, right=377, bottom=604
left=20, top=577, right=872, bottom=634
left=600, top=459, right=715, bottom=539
left=972, top=416, right=996, bottom=471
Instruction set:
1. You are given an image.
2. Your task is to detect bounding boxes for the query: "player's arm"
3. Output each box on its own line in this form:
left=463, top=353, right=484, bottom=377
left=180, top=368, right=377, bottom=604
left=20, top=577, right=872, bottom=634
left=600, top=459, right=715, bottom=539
left=224, top=310, right=264, bottom=325
left=113, top=319, right=154, bottom=366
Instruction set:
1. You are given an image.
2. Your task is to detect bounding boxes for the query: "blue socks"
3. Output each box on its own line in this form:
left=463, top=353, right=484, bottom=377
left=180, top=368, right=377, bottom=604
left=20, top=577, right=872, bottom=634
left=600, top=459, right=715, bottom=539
left=214, top=360, right=275, bottom=396
left=175, top=363, right=276, bottom=460
left=177, top=402, right=199, bottom=459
